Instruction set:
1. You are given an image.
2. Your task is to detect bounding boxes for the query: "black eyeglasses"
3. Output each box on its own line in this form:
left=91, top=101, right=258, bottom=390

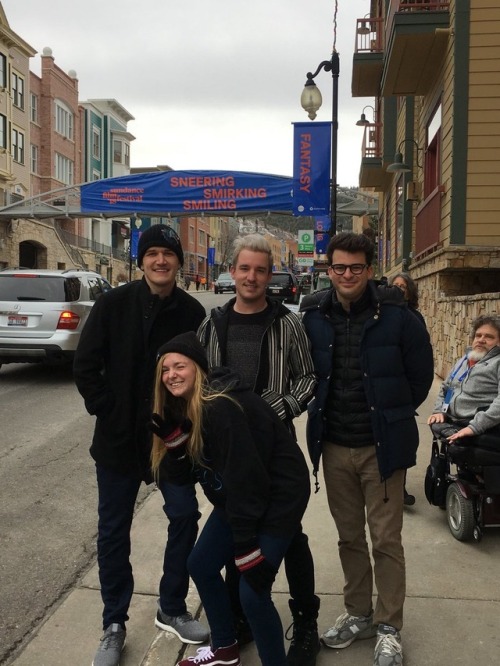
left=329, top=263, right=368, bottom=276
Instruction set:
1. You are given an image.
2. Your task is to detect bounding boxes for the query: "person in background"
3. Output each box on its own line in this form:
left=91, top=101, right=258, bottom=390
left=198, top=234, right=320, bottom=666
left=195, top=274, right=201, bottom=291
left=390, top=272, right=427, bottom=506
left=390, top=273, right=426, bottom=329
left=427, top=314, right=500, bottom=441
left=301, top=232, right=433, bottom=666
left=150, top=332, right=311, bottom=666
left=74, top=225, right=209, bottom=666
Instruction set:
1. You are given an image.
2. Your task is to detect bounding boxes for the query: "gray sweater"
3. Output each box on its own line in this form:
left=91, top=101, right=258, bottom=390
left=433, top=346, right=500, bottom=434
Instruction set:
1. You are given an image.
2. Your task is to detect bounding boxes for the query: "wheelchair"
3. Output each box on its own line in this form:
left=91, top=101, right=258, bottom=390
left=428, top=423, right=500, bottom=542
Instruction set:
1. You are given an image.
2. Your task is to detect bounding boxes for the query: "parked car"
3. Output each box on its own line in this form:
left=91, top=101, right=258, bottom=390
left=0, top=269, right=112, bottom=369
left=214, top=272, right=236, bottom=294
left=266, top=271, right=299, bottom=304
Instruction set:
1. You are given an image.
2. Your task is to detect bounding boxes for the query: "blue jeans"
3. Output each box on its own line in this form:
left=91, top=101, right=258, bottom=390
left=96, top=464, right=200, bottom=629
left=188, top=507, right=291, bottom=666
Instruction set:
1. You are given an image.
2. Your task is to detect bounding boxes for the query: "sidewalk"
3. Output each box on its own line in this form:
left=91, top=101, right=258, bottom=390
left=10, top=378, right=500, bottom=665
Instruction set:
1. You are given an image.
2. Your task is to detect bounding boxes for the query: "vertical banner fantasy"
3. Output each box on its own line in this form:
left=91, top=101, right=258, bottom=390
left=292, top=121, right=331, bottom=217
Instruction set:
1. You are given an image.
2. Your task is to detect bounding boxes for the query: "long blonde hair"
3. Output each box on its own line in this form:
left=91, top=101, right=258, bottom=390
left=150, top=353, right=237, bottom=480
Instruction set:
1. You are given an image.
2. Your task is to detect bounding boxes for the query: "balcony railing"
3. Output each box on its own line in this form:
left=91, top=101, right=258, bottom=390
left=414, top=186, right=442, bottom=258
left=387, top=0, right=450, bottom=31
left=58, top=228, right=129, bottom=261
left=361, top=123, right=383, bottom=159
left=354, top=17, right=384, bottom=54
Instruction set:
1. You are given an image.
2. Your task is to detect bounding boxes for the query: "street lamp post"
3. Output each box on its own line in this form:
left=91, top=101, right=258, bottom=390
left=300, top=51, right=340, bottom=236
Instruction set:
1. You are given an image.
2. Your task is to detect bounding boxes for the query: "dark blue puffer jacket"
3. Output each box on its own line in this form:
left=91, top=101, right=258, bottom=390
left=301, top=281, right=434, bottom=484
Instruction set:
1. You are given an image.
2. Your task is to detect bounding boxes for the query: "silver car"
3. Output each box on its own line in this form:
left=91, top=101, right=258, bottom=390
left=0, top=269, right=112, bottom=369
left=214, top=272, right=236, bottom=294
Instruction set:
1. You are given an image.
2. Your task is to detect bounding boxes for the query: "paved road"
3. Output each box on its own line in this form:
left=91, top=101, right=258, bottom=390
left=0, top=291, right=225, bottom=664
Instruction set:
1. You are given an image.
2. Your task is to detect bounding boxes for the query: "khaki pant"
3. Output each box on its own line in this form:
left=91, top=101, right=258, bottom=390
left=322, top=443, right=405, bottom=630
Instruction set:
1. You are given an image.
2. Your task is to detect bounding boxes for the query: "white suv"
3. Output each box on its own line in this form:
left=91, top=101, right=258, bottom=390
left=0, top=269, right=112, bottom=369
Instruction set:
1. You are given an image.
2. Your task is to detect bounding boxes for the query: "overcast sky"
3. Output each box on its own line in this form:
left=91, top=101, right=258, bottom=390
left=4, top=0, right=374, bottom=187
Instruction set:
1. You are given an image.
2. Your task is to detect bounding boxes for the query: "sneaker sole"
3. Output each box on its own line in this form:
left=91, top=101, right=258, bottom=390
left=321, top=625, right=377, bottom=649
left=154, top=617, right=208, bottom=645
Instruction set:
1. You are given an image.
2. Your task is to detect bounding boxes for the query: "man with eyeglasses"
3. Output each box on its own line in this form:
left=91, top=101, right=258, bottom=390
left=301, top=232, right=433, bottom=666
left=74, top=224, right=209, bottom=666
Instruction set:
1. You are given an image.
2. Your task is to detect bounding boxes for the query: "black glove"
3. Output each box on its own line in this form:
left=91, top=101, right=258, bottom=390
left=241, top=559, right=277, bottom=595
left=235, top=541, right=277, bottom=595
left=149, top=413, right=192, bottom=459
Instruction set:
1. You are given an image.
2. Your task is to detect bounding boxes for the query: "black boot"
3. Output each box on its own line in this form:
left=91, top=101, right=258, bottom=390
left=286, top=596, right=321, bottom=666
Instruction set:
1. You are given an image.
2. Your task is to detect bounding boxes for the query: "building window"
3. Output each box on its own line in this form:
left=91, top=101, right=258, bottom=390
left=199, top=230, right=206, bottom=246
left=31, top=144, right=38, bottom=173
left=92, top=128, right=101, bottom=159
left=55, top=100, right=74, bottom=140
left=12, top=129, right=25, bottom=163
left=0, top=53, right=6, bottom=89
left=12, top=73, right=25, bottom=109
left=30, top=94, right=38, bottom=123
left=124, top=143, right=130, bottom=166
left=55, top=153, right=74, bottom=184
left=113, top=140, right=122, bottom=163
left=0, top=114, right=6, bottom=149
left=424, top=101, right=442, bottom=198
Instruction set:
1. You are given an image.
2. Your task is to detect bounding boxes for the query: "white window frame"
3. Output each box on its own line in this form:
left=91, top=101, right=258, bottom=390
left=0, top=113, right=6, bottom=149
left=12, top=73, right=25, bottom=109
left=92, top=127, right=101, bottom=159
left=31, top=144, right=38, bottom=173
left=12, top=129, right=25, bottom=163
left=55, top=152, right=74, bottom=185
left=30, top=93, right=38, bottom=123
left=55, top=100, right=74, bottom=140
left=0, top=53, right=6, bottom=89
left=113, top=139, right=122, bottom=163
left=124, top=143, right=130, bottom=166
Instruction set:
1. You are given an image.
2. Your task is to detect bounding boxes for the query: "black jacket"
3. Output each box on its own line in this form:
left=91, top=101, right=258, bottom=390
left=301, top=281, right=434, bottom=481
left=73, top=278, right=205, bottom=480
left=164, top=369, right=311, bottom=546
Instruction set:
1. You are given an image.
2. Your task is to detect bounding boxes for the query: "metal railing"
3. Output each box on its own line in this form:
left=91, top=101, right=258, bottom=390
left=57, top=228, right=129, bottom=262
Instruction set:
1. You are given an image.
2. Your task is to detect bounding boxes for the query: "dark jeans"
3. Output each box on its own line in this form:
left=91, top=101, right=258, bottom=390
left=188, top=507, right=291, bottom=666
left=226, top=524, right=316, bottom=615
left=96, top=464, right=200, bottom=629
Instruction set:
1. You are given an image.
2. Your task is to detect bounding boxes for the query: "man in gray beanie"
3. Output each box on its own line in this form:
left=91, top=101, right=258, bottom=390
left=74, top=224, right=208, bottom=666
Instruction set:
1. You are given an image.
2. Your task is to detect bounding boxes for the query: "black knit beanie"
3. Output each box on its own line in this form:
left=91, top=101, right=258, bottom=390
left=157, top=332, right=209, bottom=374
left=137, top=224, right=184, bottom=268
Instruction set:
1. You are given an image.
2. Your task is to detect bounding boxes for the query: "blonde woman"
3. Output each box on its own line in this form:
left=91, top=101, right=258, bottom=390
left=150, top=332, right=311, bottom=666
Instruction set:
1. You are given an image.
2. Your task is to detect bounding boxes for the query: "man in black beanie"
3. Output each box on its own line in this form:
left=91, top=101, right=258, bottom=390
left=74, top=224, right=209, bottom=666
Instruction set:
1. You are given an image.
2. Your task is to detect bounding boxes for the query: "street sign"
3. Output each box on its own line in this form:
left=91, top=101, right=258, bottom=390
left=298, top=229, right=314, bottom=255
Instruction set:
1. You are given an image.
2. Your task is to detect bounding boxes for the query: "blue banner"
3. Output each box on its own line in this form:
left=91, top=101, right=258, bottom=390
left=315, top=232, right=329, bottom=255
left=81, top=170, right=293, bottom=215
left=208, top=247, right=215, bottom=266
left=292, top=122, right=331, bottom=216
left=130, top=229, right=140, bottom=260
left=314, top=215, right=331, bottom=234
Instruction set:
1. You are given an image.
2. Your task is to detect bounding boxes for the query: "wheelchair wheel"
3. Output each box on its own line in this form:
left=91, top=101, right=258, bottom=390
left=446, top=483, right=475, bottom=541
